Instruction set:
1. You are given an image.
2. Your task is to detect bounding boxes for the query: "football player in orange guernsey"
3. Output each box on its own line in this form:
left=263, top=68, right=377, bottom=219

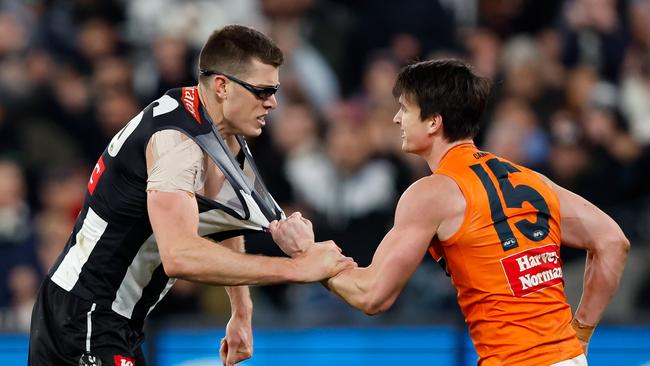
left=270, top=59, right=630, bottom=365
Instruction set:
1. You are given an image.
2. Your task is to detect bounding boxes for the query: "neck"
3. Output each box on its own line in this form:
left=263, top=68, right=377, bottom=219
left=197, top=83, right=239, bottom=153
left=423, top=138, right=474, bottom=172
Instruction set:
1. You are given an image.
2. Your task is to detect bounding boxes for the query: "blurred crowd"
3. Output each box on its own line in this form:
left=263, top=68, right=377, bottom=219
left=1, top=0, right=650, bottom=333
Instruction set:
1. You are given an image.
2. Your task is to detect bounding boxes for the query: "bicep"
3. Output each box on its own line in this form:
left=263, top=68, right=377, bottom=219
left=369, top=226, right=432, bottom=282
left=368, top=183, right=440, bottom=285
left=328, top=180, right=442, bottom=312
left=147, top=190, right=200, bottom=256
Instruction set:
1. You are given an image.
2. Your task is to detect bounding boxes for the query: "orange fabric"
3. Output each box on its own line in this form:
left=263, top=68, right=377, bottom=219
left=430, top=143, right=583, bottom=365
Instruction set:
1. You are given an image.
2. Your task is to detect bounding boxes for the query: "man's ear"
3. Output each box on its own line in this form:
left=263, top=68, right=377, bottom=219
left=428, top=114, right=443, bottom=134
left=211, top=76, right=228, bottom=99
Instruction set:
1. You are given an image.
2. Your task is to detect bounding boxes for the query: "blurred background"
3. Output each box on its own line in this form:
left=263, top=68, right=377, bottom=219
left=1, top=0, right=650, bottom=365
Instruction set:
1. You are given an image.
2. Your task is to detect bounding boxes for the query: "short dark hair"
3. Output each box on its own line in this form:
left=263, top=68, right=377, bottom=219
left=393, top=59, right=491, bottom=142
left=198, top=25, right=283, bottom=81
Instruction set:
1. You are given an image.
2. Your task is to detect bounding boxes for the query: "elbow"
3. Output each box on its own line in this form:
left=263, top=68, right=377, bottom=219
left=594, top=233, right=630, bottom=259
left=362, top=303, right=388, bottom=316
left=353, top=275, right=399, bottom=316
left=161, top=256, right=184, bottom=278
left=618, top=236, right=631, bottom=262
left=360, top=293, right=396, bottom=316
left=160, top=246, right=190, bottom=279
left=157, top=233, right=202, bottom=279
left=621, top=236, right=631, bottom=256
left=608, top=233, right=630, bottom=256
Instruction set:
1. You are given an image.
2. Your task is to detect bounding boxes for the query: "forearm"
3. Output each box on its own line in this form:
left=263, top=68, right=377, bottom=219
left=221, top=236, right=253, bottom=315
left=150, top=192, right=299, bottom=285
left=225, top=286, right=252, bottom=316
left=574, top=238, right=629, bottom=325
left=164, top=236, right=299, bottom=286
left=326, top=227, right=429, bottom=316
left=328, top=268, right=386, bottom=315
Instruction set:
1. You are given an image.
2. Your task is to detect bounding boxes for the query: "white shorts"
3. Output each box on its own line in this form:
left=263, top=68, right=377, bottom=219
left=550, top=354, right=587, bottom=366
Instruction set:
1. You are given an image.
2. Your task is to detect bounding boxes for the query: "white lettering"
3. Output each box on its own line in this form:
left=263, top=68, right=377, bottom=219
left=520, top=274, right=531, bottom=289
left=514, top=251, right=559, bottom=272
left=152, top=94, right=179, bottom=117
left=183, top=90, right=197, bottom=118
left=503, top=238, right=517, bottom=248
left=108, top=95, right=178, bottom=157
left=518, top=266, right=563, bottom=290
left=89, top=163, right=100, bottom=184
left=516, top=255, right=531, bottom=271
left=108, top=111, right=144, bottom=157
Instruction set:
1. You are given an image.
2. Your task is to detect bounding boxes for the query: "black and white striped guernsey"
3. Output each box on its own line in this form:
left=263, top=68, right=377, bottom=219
left=48, top=87, right=284, bottom=327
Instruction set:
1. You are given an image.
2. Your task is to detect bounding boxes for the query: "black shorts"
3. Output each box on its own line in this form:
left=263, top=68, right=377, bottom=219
left=28, top=279, right=147, bottom=366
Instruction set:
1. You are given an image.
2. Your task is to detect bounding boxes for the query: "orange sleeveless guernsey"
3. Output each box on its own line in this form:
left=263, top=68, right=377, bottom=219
left=429, top=143, right=583, bottom=365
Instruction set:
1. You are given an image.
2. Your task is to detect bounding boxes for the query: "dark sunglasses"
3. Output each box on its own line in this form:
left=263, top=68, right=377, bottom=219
left=200, top=69, right=280, bottom=100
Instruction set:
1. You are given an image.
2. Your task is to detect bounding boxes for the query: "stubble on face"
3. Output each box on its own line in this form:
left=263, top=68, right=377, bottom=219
left=223, top=60, right=279, bottom=138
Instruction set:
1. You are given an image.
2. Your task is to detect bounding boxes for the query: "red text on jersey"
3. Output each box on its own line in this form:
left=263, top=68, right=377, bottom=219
left=87, top=156, right=105, bottom=195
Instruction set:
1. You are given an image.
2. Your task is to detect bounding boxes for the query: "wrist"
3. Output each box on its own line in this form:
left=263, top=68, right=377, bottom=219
left=231, top=309, right=253, bottom=320
left=231, top=302, right=253, bottom=318
left=320, top=277, right=333, bottom=292
left=228, top=290, right=253, bottom=316
left=289, top=246, right=307, bottom=258
left=288, top=240, right=313, bottom=258
left=571, top=317, right=596, bottom=343
left=286, top=257, right=305, bottom=283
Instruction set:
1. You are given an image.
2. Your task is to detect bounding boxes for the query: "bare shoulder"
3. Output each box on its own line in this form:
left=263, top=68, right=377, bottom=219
left=532, top=170, right=558, bottom=191
left=403, top=174, right=460, bottom=198
left=396, top=174, right=464, bottom=223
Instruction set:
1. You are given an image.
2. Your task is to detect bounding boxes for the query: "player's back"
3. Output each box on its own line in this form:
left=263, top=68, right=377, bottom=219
left=429, top=143, right=583, bottom=365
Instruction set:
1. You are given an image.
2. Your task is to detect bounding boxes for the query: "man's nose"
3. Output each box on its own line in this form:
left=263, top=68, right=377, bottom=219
left=264, top=94, right=278, bottom=109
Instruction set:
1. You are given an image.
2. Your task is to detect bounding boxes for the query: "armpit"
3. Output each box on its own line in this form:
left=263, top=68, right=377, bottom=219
left=146, top=129, right=204, bottom=194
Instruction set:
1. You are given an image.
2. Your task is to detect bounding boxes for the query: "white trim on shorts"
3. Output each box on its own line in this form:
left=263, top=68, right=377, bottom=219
left=550, top=354, right=587, bottom=366
left=85, top=303, right=97, bottom=352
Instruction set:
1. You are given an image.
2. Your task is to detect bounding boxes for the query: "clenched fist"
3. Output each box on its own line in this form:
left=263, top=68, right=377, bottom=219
left=269, top=212, right=315, bottom=257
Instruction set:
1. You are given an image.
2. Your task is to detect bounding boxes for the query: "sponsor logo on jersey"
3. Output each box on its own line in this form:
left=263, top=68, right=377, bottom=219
left=181, top=86, right=202, bottom=124
left=113, top=355, right=135, bottom=366
left=79, top=352, right=102, bottom=366
left=88, top=156, right=105, bottom=195
left=500, top=244, right=563, bottom=297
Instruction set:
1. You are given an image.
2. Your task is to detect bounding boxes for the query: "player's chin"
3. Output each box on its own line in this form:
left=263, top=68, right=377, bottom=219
left=249, top=126, right=263, bottom=137
left=242, top=125, right=263, bottom=137
left=401, top=143, right=421, bottom=155
left=401, top=141, right=411, bottom=153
